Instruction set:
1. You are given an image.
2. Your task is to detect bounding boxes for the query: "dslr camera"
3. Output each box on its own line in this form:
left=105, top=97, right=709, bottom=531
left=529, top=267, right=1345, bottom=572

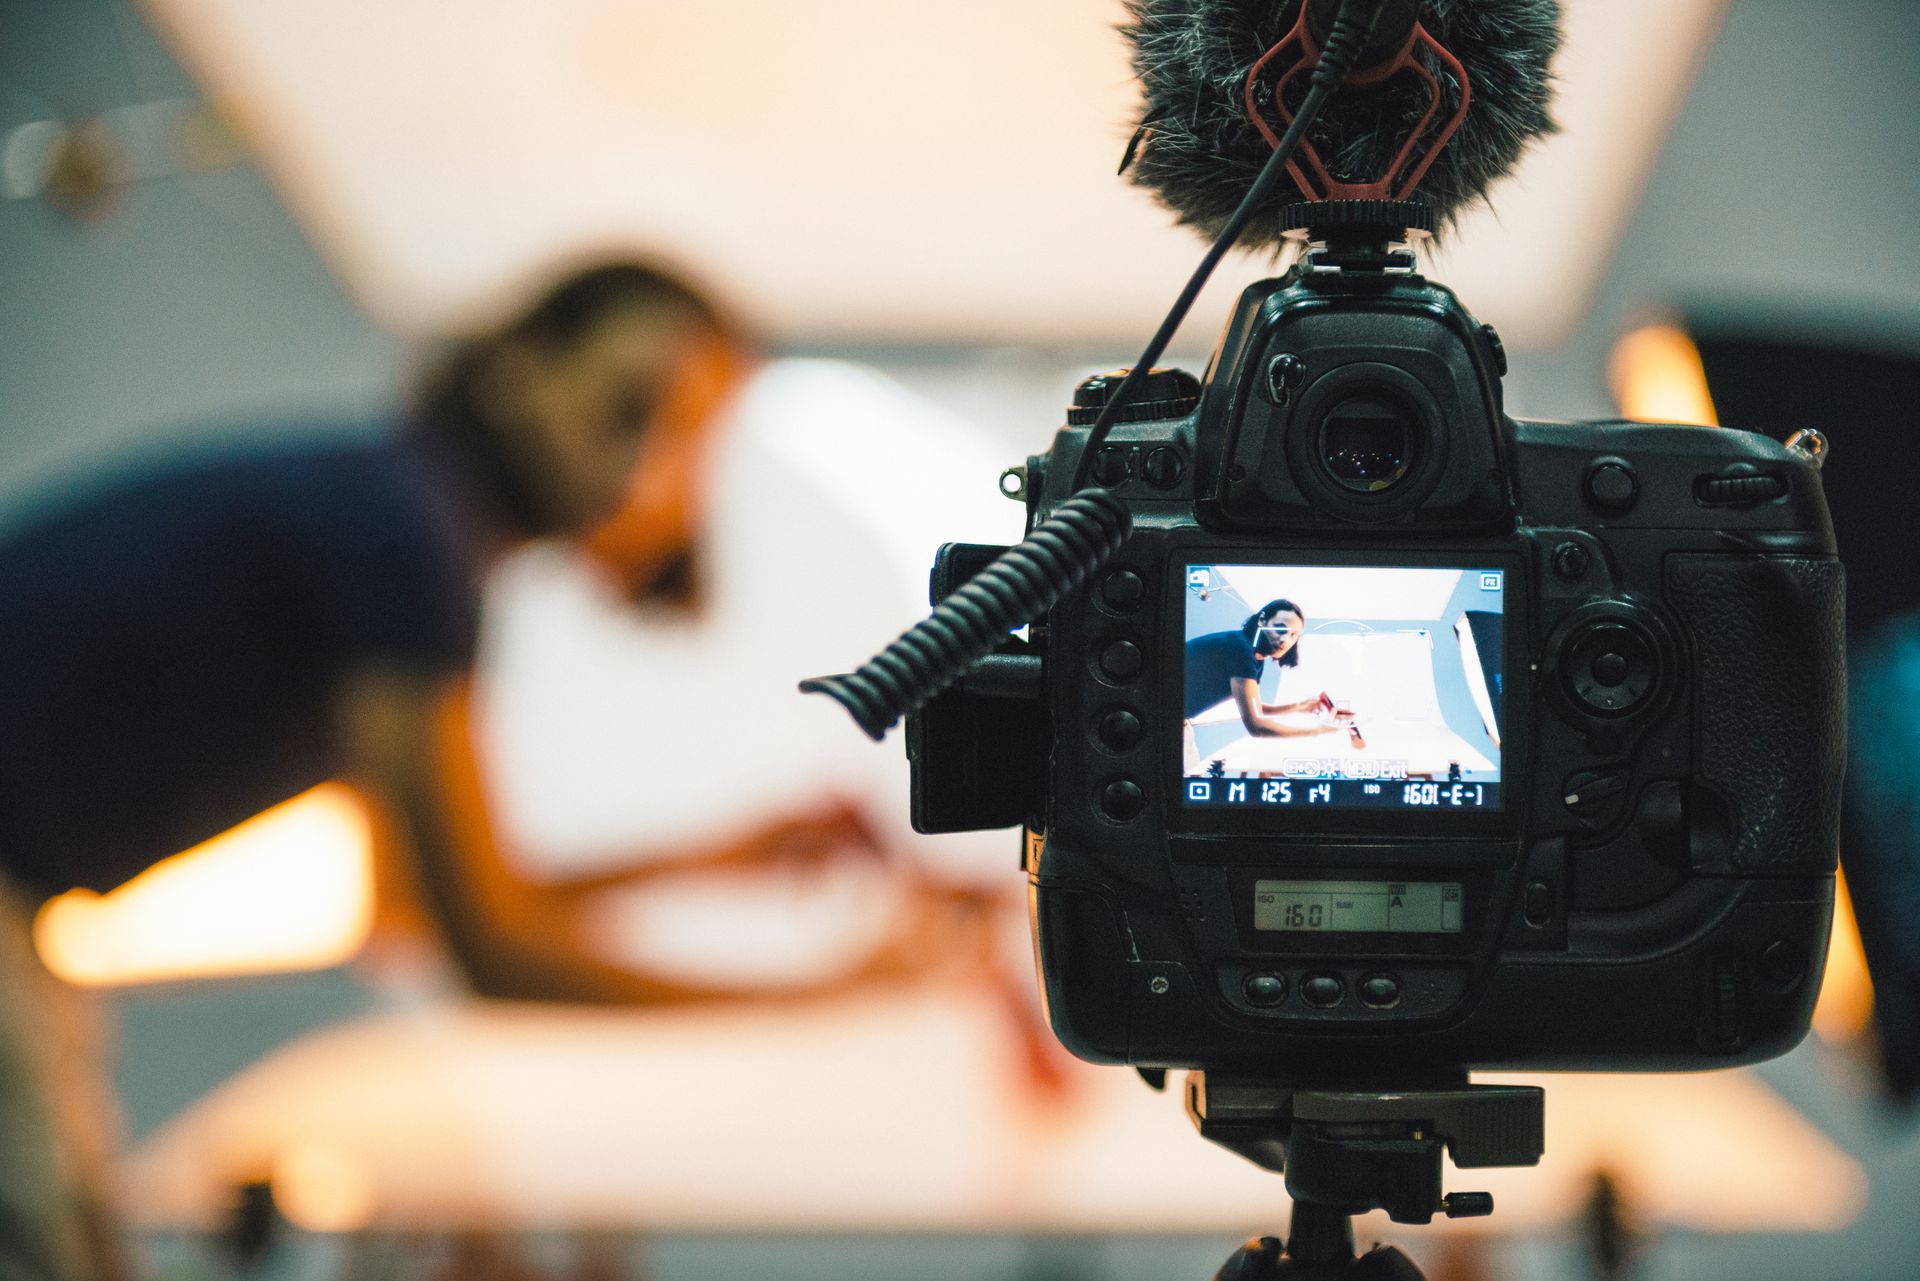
left=909, top=203, right=1845, bottom=1080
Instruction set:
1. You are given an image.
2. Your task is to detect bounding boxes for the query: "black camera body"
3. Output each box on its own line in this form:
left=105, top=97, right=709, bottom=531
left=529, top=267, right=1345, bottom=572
left=911, top=241, right=1845, bottom=1078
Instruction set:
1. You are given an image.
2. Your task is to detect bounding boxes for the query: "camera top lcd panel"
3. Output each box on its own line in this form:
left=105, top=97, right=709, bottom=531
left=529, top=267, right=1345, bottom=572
left=910, top=246, right=1845, bottom=1081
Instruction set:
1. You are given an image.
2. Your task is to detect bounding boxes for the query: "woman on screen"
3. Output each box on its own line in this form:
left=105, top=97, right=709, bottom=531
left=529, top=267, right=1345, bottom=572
left=1184, top=599, right=1349, bottom=738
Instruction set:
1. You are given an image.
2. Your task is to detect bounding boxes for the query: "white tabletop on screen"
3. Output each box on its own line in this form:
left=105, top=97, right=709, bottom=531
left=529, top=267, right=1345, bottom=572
left=1200, top=725, right=1496, bottom=781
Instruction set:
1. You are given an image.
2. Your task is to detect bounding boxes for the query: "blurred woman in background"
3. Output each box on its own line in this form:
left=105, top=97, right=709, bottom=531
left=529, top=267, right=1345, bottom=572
left=0, top=261, right=933, bottom=1278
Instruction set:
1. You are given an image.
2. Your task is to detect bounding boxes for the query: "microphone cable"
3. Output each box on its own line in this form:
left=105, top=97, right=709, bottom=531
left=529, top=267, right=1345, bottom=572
left=802, top=0, right=1393, bottom=741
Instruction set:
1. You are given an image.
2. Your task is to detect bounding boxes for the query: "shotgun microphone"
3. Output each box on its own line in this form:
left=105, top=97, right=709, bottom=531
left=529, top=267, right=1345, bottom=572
left=1122, top=0, right=1563, bottom=247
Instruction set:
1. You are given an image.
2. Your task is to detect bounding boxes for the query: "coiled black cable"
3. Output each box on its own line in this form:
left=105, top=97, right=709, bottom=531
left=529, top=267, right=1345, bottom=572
left=801, top=0, right=1386, bottom=741
left=800, top=489, right=1131, bottom=740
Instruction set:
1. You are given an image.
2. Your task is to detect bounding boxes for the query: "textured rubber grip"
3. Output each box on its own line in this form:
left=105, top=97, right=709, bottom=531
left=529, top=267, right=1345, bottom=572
left=1665, top=554, right=1846, bottom=874
left=801, top=490, right=1132, bottom=741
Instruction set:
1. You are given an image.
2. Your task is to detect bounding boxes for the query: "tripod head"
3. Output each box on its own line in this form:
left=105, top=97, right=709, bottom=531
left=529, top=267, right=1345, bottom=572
left=1187, top=1076, right=1545, bottom=1280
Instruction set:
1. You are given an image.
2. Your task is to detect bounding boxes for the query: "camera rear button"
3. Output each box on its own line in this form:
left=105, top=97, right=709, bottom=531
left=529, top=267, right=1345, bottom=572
left=1592, top=651, right=1631, bottom=687
left=1101, top=571, right=1146, bottom=611
left=1101, top=780, right=1147, bottom=822
left=1092, top=448, right=1131, bottom=487
left=1551, top=543, right=1592, bottom=581
left=1586, top=461, right=1639, bottom=514
left=1144, top=448, right=1185, bottom=489
left=1098, top=710, right=1144, bottom=753
left=1244, top=974, right=1288, bottom=1008
left=1300, top=974, right=1345, bottom=1009
left=1523, top=881, right=1556, bottom=929
left=1267, top=354, right=1307, bottom=403
left=1099, top=641, right=1144, bottom=682
left=1359, top=975, right=1402, bottom=1010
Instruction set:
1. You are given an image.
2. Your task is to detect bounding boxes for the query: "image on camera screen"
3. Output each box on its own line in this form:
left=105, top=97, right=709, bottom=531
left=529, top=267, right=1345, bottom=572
left=1181, top=563, right=1504, bottom=812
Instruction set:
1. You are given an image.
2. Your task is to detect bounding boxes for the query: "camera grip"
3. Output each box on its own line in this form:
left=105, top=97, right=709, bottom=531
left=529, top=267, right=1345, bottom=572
left=1665, top=554, right=1846, bottom=874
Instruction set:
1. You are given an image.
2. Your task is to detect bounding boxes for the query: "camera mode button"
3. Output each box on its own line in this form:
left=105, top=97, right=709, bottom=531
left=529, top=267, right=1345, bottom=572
left=1300, top=974, right=1345, bottom=1009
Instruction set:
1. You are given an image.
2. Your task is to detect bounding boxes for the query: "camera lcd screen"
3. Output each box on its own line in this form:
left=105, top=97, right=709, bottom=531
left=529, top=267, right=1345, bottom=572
left=1254, top=880, right=1464, bottom=934
left=1180, top=563, right=1504, bottom=812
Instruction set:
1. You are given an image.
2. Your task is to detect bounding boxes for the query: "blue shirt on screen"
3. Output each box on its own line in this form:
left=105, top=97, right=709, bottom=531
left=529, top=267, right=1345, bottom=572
left=0, top=430, right=483, bottom=899
left=1185, top=630, right=1262, bottom=720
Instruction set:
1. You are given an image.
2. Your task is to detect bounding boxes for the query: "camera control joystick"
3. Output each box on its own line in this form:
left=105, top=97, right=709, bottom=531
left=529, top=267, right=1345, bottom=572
left=1544, top=602, right=1677, bottom=737
left=1564, top=622, right=1657, bottom=715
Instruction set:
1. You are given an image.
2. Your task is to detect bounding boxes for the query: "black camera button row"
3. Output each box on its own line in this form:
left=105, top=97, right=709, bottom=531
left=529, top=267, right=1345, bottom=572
left=1091, top=446, right=1189, bottom=491
left=1239, top=971, right=1402, bottom=1013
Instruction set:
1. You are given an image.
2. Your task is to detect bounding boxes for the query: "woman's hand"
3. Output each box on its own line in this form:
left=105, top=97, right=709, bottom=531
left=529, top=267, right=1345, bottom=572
left=1276, top=692, right=1334, bottom=716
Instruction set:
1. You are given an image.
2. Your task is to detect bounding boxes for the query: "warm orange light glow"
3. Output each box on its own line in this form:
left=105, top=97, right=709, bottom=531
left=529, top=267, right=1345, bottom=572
left=271, top=1140, right=377, bottom=1233
left=1815, top=871, right=1876, bottom=1043
left=33, top=783, right=375, bottom=987
left=1609, top=323, right=1721, bottom=425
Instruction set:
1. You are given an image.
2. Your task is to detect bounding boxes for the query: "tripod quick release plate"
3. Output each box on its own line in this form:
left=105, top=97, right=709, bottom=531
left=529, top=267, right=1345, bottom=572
left=1187, top=1076, right=1545, bottom=1225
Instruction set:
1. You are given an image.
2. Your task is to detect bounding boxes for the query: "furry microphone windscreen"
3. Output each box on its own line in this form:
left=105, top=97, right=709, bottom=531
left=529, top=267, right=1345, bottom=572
left=1122, top=0, right=1562, bottom=247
